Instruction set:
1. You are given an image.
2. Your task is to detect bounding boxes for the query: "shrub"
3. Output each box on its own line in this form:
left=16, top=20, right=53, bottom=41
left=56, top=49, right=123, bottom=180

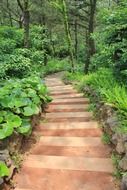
left=0, top=26, right=23, bottom=47
left=0, top=39, right=16, bottom=54
left=4, top=55, right=31, bottom=78
left=0, top=75, right=51, bottom=139
left=43, top=58, right=70, bottom=75
left=13, top=48, right=32, bottom=58
left=31, top=50, right=44, bottom=65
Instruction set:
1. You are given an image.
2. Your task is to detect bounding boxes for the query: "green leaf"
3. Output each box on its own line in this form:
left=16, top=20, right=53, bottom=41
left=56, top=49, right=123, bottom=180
left=0, top=123, right=13, bottom=139
left=17, top=119, right=31, bottom=135
left=1, top=96, right=12, bottom=108
left=31, top=104, right=40, bottom=115
left=0, top=162, right=10, bottom=177
left=0, top=117, right=3, bottom=123
left=23, top=106, right=34, bottom=116
left=6, top=114, right=22, bottom=128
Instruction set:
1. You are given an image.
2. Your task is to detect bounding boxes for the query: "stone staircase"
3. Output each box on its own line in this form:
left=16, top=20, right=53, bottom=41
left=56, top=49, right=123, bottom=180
left=15, top=74, right=118, bottom=190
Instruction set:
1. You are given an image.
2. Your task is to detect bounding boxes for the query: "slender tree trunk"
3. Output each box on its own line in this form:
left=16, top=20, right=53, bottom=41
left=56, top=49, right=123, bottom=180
left=74, top=18, right=78, bottom=60
left=61, top=0, right=75, bottom=72
left=23, top=0, right=30, bottom=48
left=85, top=0, right=96, bottom=74
left=19, top=16, right=23, bottom=28
left=74, top=0, right=78, bottom=60
left=6, top=0, right=13, bottom=27
left=17, top=0, right=30, bottom=48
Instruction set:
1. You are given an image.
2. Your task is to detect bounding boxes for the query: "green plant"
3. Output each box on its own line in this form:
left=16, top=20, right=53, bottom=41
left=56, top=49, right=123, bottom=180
left=31, top=50, right=44, bottom=65
left=0, top=162, right=9, bottom=177
left=102, top=133, right=111, bottom=144
left=111, top=153, right=122, bottom=179
left=0, top=39, right=16, bottom=54
left=4, top=55, right=31, bottom=78
left=0, top=75, right=51, bottom=139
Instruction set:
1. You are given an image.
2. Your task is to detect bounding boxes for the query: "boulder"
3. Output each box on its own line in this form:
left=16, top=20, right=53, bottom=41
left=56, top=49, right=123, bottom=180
left=119, top=154, right=127, bottom=171
left=121, top=175, right=127, bottom=190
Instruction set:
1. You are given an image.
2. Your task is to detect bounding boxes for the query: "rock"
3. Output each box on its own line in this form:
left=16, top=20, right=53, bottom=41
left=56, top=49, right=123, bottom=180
left=0, top=178, right=4, bottom=185
left=111, top=133, right=118, bottom=145
left=119, top=155, right=127, bottom=171
left=116, top=140, right=125, bottom=154
left=121, top=175, right=127, bottom=190
left=124, top=142, right=127, bottom=152
left=106, top=116, right=118, bottom=132
left=5, top=164, right=15, bottom=181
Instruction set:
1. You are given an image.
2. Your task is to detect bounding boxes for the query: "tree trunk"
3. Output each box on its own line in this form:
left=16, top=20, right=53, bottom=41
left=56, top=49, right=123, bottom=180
left=84, top=0, right=96, bottom=74
left=61, top=0, right=75, bottom=72
left=17, top=0, right=30, bottom=48
left=19, top=15, right=23, bottom=28
left=6, top=0, right=13, bottom=27
left=23, top=0, right=30, bottom=48
left=74, top=18, right=78, bottom=60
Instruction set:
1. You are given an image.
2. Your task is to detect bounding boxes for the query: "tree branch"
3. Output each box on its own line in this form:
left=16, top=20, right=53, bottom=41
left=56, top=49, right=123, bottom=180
left=17, top=0, right=23, bottom=11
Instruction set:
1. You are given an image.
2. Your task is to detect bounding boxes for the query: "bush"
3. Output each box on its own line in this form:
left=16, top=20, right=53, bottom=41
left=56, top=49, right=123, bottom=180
left=55, top=46, right=70, bottom=58
left=0, top=26, right=23, bottom=47
left=91, top=2, right=127, bottom=81
left=0, top=39, right=16, bottom=54
left=3, top=55, right=31, bottom=78
left=13, top=48, right=32, bottom=58
left=43, top=58, right=70, bottom=75
left=31, top=50, right=44, bottom=65
left=0, top=75, right=51, bottom=139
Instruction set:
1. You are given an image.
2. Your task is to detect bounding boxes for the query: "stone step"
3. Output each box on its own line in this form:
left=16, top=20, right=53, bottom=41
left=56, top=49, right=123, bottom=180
left=39, top=121, right=99, bottom=130
left=46, top=82, right=64, bottom=85
left=50, top=91, right=78, bottom=96
left=47, top=104, right=89, bottom=112
left=31, top=145, right=111, bottom=158
left=15, top=189, right=31, bottom=190
left=49, top=88, right=74, bottom=92
left=35, top=128, right=102, bottom=137
left=46, top=112, right=93, bottom=122
left=39, top=136, right=103, bottom=147
left=48, top=85, right=73, bottom=90
left=15, top=168, right=116, bottom=190
left=23, top=155, right=113, bottom=173
left=52, top=93, right=84, bottom=99
left=50, top=98, right=89, bottom=105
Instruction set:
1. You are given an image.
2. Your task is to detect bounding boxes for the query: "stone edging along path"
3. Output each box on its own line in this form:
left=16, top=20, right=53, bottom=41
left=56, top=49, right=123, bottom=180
left=14, top=73, right=119, bottom=190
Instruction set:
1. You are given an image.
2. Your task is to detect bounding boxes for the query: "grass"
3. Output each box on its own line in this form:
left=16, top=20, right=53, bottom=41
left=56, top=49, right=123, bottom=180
left=101, top=133, right=111, bottom=145
left=111, top=153, right=122, bottom=179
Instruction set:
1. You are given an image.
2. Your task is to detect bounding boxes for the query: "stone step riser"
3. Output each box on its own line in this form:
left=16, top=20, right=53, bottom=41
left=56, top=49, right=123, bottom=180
left=39, top=122, right=99, bottom=130
left=47, top=104, right=89, bottom=111
left=39, top=136, right=103, bottom=147
left=46, top=107, right=88, bottom=112
left=48, top=86, right=73, bottom=90
left=35, top=128, right=102, bottom=137
left=51, top=94, right=84, bottom=99
left=50, top=98, right=89, bottom=105
left=50, top=91, right=78, bottom=96
left=46, top=118, right=92, bottom=122
left=46, top=112, right=93, bottom=121
left=31, top=145, right=111, bottom=158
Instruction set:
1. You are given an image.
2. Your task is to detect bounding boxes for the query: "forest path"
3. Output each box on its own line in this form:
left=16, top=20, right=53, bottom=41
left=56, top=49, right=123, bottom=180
left=15, top=73, right=118, bottom=190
